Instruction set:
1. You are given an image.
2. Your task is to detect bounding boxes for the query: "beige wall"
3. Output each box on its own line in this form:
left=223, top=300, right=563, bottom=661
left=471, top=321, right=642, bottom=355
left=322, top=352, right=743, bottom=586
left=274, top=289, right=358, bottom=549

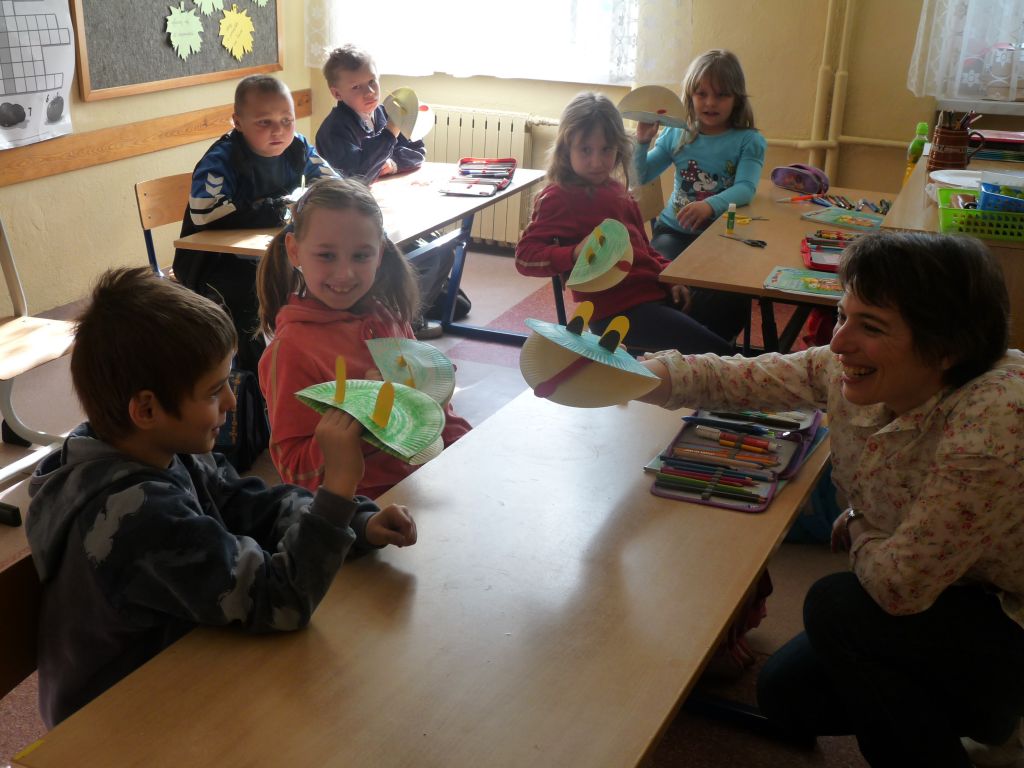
left=0, top=5, right=312, bottom=315
left=6, top=0, right=936, bottom=314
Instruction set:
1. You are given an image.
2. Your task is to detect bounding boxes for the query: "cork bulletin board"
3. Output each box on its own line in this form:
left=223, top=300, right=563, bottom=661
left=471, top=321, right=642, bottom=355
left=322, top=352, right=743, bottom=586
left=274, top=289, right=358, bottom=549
left=70, top=0, right=283, bottom=101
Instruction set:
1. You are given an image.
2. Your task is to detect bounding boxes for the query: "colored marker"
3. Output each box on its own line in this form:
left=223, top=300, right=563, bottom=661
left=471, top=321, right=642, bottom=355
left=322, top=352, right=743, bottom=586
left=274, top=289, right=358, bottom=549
left=775, top=194, right=816, bottom=203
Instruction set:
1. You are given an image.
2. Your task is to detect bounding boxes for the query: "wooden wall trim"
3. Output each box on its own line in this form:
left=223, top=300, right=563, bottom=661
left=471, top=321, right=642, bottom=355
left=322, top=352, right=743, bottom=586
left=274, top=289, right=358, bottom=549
left=0, top=89, right=311, bottom=189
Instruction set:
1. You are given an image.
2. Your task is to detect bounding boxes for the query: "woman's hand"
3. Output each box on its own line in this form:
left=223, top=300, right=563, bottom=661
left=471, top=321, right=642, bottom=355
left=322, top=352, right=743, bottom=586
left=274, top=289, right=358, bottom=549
left=636, top=121, right=659, bottom=144
left=676, top=200, right=714, bottom=231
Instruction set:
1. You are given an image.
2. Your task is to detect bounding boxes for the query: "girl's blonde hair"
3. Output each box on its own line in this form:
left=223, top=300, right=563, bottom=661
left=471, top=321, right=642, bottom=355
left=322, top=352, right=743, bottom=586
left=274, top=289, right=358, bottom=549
left=257, top=177, right=419, bottom=336
left=547, top=91, right=633, bottom=187
left=678, top=49, right=756, bottom=150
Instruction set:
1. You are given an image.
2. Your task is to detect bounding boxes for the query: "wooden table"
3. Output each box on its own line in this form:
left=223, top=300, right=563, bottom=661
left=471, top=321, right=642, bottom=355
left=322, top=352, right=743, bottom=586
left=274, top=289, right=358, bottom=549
left=173, top=162, right=547, bottom=345
left=883, top=159, right=1024, bottom=350
left=13, top=392, right=829, bottom=768
left=658, top=179, right=886, bottom=351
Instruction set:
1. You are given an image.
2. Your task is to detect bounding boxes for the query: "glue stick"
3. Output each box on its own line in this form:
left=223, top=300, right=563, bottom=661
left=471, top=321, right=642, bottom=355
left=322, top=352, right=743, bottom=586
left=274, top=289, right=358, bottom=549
left=726, top=203, right=736, bottom=234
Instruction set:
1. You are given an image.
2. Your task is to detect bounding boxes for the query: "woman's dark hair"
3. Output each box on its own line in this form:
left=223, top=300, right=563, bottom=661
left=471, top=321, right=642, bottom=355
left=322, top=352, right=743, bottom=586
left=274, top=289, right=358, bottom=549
left=839, top=231, right=1009, bottom=387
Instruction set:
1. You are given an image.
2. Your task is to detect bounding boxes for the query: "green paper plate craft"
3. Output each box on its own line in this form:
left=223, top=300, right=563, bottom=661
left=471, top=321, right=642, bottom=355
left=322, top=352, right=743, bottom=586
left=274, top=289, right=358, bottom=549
left=617, top=85, right=688, bottom=130
left=382, top=87, right=434, bottom=142
left=296, top=355, right=445, bottom=464
left=365, top=337, right=456, bottom=405
left=519, top=302, right=660, bottom=408
left=566, top=219, right=633, bottom=293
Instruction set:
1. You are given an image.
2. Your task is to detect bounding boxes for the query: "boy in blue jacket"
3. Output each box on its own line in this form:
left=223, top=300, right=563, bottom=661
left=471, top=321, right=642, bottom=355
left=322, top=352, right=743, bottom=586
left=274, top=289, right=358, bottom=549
left=26, top=268, right=416, bottom=728
left=174, top=75, right=338, bottom=372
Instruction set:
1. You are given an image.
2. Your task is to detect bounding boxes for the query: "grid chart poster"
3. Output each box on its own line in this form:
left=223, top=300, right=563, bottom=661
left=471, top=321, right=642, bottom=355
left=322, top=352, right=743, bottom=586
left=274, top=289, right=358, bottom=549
left=0, top=0, right=74, bottom=150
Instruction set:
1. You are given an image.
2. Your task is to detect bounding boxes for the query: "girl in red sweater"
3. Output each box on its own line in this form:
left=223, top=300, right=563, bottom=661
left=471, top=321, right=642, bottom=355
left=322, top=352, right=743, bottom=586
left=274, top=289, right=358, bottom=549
left=256, top=177, right=470, bottom=497
left=515, top=92, right=733, bottom=354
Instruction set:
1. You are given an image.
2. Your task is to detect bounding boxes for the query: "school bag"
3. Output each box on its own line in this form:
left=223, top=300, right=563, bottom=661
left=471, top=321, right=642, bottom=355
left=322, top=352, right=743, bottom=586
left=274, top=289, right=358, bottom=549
left=214, top=369, right=270, bottom=473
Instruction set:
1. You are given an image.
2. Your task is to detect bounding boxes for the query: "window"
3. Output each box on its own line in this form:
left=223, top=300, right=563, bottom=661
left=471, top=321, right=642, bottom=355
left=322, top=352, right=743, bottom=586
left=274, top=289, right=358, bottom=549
left=908, top=0, right=1024, bottom=104
left=305, top=0, right=639, bottom=85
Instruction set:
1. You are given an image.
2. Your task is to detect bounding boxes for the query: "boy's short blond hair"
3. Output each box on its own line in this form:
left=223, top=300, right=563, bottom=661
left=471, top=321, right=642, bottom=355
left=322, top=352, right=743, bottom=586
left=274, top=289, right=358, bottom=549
left=234, top=74, right=292, bottom=115
left=322, top=44, right=374, bottom=87
left=71, top=268, right=237, bottom=443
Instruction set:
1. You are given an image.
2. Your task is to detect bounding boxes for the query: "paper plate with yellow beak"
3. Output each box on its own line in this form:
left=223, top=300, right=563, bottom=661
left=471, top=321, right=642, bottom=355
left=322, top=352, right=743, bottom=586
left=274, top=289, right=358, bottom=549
left=366, top=337, right=456, bottom=406
left=519, top=302, right=660, bottom=408
left=617, top=85, right=687, bottom=129
left=566, top=219, right=633, bottom=293
left=382, top=87, right=434, bottom=142
left=296, top=357, right=445, bottom=464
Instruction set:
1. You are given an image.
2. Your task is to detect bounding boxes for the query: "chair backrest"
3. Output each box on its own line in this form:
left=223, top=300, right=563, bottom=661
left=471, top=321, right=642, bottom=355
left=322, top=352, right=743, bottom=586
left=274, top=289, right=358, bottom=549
left=633, top=177, right=666, bottom=229
left=0, top=215, right=28, bottom=318
left=134, top=172, right=193, bottom=275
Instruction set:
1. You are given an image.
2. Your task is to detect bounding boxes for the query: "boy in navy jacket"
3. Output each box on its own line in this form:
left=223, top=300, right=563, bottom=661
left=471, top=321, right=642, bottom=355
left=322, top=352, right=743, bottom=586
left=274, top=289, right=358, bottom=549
left=174, top=75, right=338, bottom=372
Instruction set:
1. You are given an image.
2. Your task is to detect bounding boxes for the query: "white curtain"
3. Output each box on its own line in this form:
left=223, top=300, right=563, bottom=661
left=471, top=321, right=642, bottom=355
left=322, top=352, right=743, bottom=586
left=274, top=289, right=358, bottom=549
left=908, top=0, right=1024, bottom=101
left=305, top=0, right=684, bottom=87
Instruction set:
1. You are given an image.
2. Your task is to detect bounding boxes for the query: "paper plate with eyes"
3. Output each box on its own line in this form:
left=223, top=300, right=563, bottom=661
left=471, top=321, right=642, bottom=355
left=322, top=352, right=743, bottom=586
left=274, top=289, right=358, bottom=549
left=617, top=85, right=687, bottom=129
left=365, top=337, right=456, bottom=406
left=519, top=302, right=660, bottom=408
left=296, top=358, right=445, bottom=464
left=566, top=219, right=633, bottom=293
left=382, top=87, right=435, bottom=142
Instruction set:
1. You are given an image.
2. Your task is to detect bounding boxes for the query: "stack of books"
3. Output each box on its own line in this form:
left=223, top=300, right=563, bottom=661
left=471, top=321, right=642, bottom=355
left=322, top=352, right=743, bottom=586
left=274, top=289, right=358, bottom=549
left=800, top=229, right=861, bottom=271
left=970, top=130, right=1024, bottom=163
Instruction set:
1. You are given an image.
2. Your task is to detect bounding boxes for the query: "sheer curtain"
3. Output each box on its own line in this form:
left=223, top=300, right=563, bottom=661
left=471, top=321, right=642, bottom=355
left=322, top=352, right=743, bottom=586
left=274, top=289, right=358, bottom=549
left=908, top=0, right=1024, bottom=101
left=305, top=0, right=685, bottom=88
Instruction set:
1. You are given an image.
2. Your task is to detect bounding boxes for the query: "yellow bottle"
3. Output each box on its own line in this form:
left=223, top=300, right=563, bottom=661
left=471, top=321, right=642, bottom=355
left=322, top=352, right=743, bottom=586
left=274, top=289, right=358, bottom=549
left=903, top=121, right=929, bottom=186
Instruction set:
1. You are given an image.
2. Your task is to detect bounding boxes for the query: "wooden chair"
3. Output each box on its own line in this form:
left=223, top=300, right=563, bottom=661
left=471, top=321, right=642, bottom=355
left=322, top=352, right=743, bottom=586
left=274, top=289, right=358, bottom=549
left=0, top=216, right=76, bottom=483
left=134, top=172, right=192, bottom=275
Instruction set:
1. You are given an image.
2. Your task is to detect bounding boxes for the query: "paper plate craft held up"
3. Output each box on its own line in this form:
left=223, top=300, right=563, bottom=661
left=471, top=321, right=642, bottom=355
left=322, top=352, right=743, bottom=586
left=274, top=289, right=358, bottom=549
left=617, top=85, right=687, bottom=129
left=295, top=356, right=445, bottom=465
left=365, top=337, right=456, bottom=406
left=519, top=302, right=660, bottom=408
left=382, top=88, right=434, bottom=142
left=566, top=219, right=634, bottom=293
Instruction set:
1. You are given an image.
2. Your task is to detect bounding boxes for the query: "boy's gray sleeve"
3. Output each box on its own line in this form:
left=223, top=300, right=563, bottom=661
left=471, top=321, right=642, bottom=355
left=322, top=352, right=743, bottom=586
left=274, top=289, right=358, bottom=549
left=88, top=479, right=375, bottom=633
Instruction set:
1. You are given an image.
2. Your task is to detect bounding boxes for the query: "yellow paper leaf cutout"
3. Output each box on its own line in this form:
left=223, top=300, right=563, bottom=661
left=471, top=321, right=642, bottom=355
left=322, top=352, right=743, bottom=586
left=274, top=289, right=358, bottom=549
left=166, top=3, right=204, bottom=61
left=194, top=0, right=225, bottom=15
left=219, top=5, right=254, bottom=61
left=334, top=356, right=346, bottom=403
left=372, top=381, right=395, bottom=428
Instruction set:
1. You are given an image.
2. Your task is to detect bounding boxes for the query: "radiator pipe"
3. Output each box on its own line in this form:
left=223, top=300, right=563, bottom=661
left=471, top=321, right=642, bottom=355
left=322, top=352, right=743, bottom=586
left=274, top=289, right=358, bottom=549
left=825, top=0, right=858, bottom=181
left=808, top=0, right=840, bottom=169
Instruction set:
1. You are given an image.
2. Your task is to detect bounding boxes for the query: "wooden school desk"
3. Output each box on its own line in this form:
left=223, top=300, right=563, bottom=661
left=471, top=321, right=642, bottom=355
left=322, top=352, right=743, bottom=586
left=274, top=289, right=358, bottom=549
left=883, top=159, right=1024, bottom=350
left=658, top=179, right=886, bottom=352
left=13, top=392, right=830, bottom=768
left=172, top=162, right=546, bottom=345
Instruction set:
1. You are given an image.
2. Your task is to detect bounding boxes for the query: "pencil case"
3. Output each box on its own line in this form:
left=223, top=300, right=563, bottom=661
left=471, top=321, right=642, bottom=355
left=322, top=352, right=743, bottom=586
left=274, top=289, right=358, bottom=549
left=648, top=408, right=824, bottom=513
left=771, top=164, right=830, bottom=195
left=440, top=157, right=517, bottom=197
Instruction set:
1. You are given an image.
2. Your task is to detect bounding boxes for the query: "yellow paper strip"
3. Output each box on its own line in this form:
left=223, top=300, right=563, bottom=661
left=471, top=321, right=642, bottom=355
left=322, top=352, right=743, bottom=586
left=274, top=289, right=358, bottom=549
left=334, top=356, right=346, bottom=402
left=372, top=381, right=395, bottom=427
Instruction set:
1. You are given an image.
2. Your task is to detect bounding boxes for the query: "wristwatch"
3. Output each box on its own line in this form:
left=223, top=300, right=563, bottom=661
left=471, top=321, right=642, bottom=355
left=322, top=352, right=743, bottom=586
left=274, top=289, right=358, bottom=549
left=844, top=508, right=864, bottom=526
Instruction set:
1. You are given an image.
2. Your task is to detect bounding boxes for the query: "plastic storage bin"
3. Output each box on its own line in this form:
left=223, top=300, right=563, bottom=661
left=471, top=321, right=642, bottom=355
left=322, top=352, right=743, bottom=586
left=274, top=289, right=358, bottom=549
left=937, top=186, right=1024, bottom=241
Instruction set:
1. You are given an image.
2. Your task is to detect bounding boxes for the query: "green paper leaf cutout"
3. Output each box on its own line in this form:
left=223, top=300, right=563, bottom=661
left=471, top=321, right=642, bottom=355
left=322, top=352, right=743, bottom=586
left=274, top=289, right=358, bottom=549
left=166, top=4, right=204, bottom=61
left=220, top=5, right=255, bottom=61
left=194, top=0, right=225, bottom=16
left=295, top=379, right=445, bottom=465
left=365, top=338, right=456, bottom=405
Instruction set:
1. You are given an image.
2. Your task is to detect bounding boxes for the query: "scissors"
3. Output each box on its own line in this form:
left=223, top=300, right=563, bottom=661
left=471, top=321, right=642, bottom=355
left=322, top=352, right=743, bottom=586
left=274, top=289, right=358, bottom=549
left=718, top=234, right=767, bottom=248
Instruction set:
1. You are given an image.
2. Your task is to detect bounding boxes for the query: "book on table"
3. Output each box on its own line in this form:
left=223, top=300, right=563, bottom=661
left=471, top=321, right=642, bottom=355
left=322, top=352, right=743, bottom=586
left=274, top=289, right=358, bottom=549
left=800, top=206, right=884, bottom=231
left=764, top=267, right=843, bottom=298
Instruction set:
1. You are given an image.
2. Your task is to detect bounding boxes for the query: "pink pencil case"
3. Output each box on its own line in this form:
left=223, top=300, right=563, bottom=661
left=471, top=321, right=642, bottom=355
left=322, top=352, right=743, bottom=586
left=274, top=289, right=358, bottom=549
left=771, top=164, right=830, bottom=194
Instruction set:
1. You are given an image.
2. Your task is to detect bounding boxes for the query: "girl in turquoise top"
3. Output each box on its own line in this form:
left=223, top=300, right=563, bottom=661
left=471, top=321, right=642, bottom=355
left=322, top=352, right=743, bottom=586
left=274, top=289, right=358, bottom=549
left=634, top=49, right=767, bottom=341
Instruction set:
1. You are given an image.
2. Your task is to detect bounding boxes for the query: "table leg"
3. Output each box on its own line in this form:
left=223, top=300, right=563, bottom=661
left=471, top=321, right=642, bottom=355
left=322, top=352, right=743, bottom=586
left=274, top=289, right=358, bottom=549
left=759, top=299, right=779, bottom=352
left=439, top=214, right=528, bottom=346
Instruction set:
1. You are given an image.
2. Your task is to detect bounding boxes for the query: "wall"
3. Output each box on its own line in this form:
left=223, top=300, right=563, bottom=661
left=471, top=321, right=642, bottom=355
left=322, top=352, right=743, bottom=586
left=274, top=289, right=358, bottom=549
left=0, top=5, right=311, bottom=315
left=312, top=0, right=935, bottom=206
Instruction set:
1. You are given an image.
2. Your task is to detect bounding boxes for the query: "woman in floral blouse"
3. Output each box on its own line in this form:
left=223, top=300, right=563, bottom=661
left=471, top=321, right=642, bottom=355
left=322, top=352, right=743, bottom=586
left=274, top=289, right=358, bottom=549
left=639, top=231, right=1023, bottom=768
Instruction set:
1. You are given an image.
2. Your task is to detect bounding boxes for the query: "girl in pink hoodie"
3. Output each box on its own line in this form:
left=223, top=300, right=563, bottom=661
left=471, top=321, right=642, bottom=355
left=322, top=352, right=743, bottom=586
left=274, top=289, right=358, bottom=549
left=257, top=177, right=470, bottom=497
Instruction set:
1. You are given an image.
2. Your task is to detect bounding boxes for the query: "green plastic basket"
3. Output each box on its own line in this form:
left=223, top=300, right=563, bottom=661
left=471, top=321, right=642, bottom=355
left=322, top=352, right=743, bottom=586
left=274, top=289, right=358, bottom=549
left=937, top=186, right=1024, bottom=242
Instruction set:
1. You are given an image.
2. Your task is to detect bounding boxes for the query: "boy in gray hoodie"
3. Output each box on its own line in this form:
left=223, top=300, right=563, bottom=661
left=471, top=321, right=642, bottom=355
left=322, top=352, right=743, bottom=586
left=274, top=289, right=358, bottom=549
left=26, top=268, right=416, bottom=727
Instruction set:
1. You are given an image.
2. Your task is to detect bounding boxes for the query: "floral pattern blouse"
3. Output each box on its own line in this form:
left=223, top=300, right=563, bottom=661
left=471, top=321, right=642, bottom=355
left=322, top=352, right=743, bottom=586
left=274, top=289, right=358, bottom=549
left=650, top=346, right=1024, bottom=627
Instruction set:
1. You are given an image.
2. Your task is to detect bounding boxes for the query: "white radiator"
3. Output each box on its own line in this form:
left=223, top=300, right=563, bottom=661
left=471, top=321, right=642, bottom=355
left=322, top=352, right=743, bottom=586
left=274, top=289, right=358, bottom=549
left=422, top=106, right=534, bottom=247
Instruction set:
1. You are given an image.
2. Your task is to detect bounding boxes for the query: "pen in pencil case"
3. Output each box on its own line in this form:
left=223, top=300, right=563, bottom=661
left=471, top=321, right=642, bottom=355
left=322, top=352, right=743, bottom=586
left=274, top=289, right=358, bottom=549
left=671, top=444, right=779, bottom=468
left=684, top=416, right=771, bottom=436
left=658, top=465, right=758, bottom=487
left=655, top=474, right=767, bottom=503
left=709, top=410, right=802, bottom=429
left=693, top=425, right=779, bottom=451
left=660, top=456, right=776, bottom=482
